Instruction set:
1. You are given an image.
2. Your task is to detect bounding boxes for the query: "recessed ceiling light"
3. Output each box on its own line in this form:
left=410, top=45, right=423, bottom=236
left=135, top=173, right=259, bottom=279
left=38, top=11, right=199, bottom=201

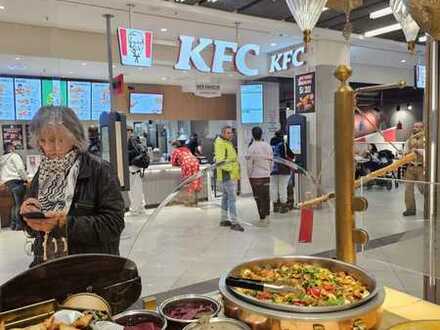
left=270, top=42, right=277, bottom=47
left=81, top=62, right=87, bottom=66
left=69, top=71, right=74, bottom=74
left=161, top=77, right=168, bottom=81
left=0, top=5, right=5, bottom=10
left=15, top=57, right=21, bottom=61
left=161, top=28, right=168, bottom=32
left=407, top=104, right=413, bottom=110
left=370, top=7, right=393, bottom=20
left=364, top=23, right=401, bottom=38
left=8, top=64, right=26, bottom=70
left=401, top=59, right=407, bottom=63
left=419, top=35, right=428, bottom=42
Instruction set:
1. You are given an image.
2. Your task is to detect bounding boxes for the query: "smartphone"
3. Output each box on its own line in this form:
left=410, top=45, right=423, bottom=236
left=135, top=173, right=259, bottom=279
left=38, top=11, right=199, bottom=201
left=22, top=211, right=46, bottom=219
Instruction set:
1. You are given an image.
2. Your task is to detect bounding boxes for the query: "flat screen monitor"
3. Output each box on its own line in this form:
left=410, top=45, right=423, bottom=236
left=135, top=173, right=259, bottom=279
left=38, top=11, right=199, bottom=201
left=240, top=84, right=263, bottom=124
left=289, top=125, right=301, bottom=154
left=0, top=77, right=15, bottom=120
left=68, top=81, right=92, bottom=120
left=15, top=78, right=42, bottom=120
left=92, top=82, right=111, bottom=120
left=42, top=79, right=67, bottom=106
left=129, top=93, right=163, bottom=114
left=416, top=64, right=425, bottom=89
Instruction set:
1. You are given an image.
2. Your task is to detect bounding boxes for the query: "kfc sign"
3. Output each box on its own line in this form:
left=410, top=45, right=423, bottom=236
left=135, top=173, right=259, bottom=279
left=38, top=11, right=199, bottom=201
left=118, top=27, right=153, bottom=67
left=269, top=47, right=305, bottom=73
left=175, top=35, right=261, bottom=77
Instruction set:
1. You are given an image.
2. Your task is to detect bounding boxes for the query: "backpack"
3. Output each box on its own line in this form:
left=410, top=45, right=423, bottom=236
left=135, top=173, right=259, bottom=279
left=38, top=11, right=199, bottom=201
left=131, top=141, right=150, bottom=173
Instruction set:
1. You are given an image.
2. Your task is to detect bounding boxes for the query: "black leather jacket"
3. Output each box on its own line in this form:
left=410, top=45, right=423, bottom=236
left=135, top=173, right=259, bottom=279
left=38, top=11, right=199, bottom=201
left=27, top=152, right=125, bottom=266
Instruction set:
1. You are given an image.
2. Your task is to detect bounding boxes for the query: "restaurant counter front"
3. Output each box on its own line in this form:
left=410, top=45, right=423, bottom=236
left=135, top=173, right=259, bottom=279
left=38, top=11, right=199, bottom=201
left=141, top=163, right=213, bottom=207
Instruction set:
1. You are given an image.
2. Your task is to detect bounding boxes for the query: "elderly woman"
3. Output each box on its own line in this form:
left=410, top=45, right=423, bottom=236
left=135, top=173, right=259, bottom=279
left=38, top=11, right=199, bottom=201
left=20, top=106, right=125, bottom=266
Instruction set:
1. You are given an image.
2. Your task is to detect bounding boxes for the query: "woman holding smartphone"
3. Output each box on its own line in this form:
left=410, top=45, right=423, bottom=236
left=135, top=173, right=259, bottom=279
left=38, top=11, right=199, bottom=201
left=20, top=106, right=125, bottom=266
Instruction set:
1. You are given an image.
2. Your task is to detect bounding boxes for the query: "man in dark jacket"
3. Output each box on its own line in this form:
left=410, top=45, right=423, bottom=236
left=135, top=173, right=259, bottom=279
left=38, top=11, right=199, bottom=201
left=270, top=130, right=295, bottom=213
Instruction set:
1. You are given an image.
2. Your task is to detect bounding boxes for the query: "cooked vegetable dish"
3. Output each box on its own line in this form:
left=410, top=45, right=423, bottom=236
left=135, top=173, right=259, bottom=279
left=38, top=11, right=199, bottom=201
left=235, top=263, right=370, bottom=307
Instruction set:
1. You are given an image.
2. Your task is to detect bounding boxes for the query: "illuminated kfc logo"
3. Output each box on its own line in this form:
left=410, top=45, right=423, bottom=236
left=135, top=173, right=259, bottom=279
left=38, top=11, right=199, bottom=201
left=118, top=27, right=153, bottom=67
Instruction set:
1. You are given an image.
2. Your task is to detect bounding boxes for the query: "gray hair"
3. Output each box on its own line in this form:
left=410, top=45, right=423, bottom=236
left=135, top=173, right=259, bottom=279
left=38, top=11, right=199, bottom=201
left=30, top=106, right=87, bottom=152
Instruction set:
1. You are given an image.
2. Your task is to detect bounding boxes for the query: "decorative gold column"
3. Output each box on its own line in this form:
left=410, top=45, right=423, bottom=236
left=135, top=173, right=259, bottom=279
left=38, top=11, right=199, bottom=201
left=334, top=65, right=356, bottom=263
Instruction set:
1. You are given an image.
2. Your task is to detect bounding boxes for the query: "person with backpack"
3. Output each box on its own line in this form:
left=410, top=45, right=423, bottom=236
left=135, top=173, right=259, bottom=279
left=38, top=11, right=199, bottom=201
left=171, top=135, right=201, bottom=207
left=270, top=130, right=295, bottom=214
left=127, top=126, right=149, bottom=215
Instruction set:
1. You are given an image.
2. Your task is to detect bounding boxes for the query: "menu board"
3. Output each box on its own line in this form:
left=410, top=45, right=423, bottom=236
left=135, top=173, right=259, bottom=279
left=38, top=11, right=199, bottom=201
left=91, top=82, right=111, bottom=120
left=42, top=79, right=67, bottom=106
left=15, top=78, right=42, bottom=120
left=68, top=81, right=91, bottom=120
left=295, top=72, right=315, bottom=113
left=0, top=77, right=15, bottom=120
left=240, top=84, right=263, bottom=124
left=2, top=124, right=24, bottom=150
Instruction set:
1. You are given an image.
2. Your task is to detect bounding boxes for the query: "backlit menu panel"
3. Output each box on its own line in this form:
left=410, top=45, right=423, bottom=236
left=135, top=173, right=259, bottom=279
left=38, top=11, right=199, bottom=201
left=15, top=78, right=42, bottom=120
left=68, top=81, right=91, bottom=120
left=0, top=78, right=15, bottom=120
left=91, top=82, right=111, bottom=120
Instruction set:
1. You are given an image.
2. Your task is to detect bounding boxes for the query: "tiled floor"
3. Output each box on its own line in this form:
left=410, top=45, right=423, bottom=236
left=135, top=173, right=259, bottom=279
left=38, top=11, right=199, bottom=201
left=0, top=184, right=428, bottom=299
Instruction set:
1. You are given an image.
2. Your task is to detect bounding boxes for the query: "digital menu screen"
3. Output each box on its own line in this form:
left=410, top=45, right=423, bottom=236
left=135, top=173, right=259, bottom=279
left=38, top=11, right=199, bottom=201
left=68, top=81, right=92, bottom=120
left=129, top=93, right=163, bottom=114
left=15, top=78, right=42, bottom=120
left=289, top=125, right=301, bottom=154
left=91, top=82, right=111, bottom=120
left=42, top=79, right=67, bottom=106
left=416, top=64, right=425, bottom=89
left=240, top=84, right=263, bottom=124
left=0, top=77, right=15, bottom=120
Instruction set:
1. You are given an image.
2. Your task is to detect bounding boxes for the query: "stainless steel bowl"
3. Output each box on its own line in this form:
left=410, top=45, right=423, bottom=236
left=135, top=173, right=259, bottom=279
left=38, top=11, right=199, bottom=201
left=183, top=317, right=251, bottom=330
left=223, top=256, right=379, bottom=313
left=159, top=294, right=221, bottom=324
left=113, top=309, right=167, bottom=330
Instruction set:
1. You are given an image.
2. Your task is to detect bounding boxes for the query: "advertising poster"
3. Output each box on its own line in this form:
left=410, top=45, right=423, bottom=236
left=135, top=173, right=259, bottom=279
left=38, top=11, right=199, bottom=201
left=295, top=72, right=316, bottom=113
left=91, top=82, right=111, bottom=120
left=42, top=79, right=67, bottom=106
left=118, top=27, right=153, bottom=67
left=15, top=78, right=42, bottom=120
left=26, top=154, right=41, bottom=177
left=2, top=124, right=24, bottom=150
left=68, top=81, right=91, bottom=120
left=0, top=77, right=15, bottom=120
left=240, top=84, right=264, bottom=124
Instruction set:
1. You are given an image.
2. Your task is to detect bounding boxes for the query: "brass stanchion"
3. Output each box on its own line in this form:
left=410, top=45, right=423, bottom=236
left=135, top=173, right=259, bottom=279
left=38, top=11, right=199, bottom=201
left=334, top=65, right=356, bottom=263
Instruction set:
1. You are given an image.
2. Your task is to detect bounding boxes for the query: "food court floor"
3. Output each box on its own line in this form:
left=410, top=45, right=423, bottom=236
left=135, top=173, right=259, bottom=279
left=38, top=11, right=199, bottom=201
left=0, top=184, right=427, bottom=298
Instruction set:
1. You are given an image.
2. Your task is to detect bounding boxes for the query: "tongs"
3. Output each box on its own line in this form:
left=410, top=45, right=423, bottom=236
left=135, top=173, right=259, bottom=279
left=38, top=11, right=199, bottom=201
left=226, top=276, right=302, bottom=295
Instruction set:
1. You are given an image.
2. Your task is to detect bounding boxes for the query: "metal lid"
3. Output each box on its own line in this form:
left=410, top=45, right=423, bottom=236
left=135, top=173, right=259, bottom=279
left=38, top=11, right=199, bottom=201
left=0, top=254, right=141, bottom=315
left=183, top=318, right=250, bottom=330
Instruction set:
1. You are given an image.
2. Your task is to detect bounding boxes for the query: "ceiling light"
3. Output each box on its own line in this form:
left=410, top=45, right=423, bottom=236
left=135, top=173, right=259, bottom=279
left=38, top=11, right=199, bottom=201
left=419, top=35, right=428, bottom=42
left=69, top=71, right=74, bottom=74
left=370, top=6, right=393, bottom=19
left=401, top=59, right=407, bottom=63
left=161, top=28, right=168, bottom=32
left=364, top=23, right=402, bottom=38
left=0, top=5, right=5, bottom=10
left=161, top=77, right=168, bottom=81
left=8, top=64, right=26, bottom=70
left=407, top=104, right=413, bottom=110
left=270, top=42, right=277, bottom=47
left=15, top=57, right=21, bottom=60
left=81, top=62, right=87, bottom=66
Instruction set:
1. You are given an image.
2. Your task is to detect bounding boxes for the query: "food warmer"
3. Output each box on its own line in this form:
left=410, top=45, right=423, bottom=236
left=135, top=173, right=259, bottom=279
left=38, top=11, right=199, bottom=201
left=219, top=256, right=385, bottom=330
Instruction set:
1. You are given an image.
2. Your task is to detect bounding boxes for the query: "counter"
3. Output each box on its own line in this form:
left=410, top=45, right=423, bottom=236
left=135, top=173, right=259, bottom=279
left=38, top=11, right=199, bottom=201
left=142, top=163, right=213, bottom=207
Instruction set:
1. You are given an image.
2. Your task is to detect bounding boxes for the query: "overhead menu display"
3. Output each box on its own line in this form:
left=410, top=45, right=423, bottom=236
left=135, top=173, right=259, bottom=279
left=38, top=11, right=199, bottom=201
left=68, top=81, right=92, bottom=120
left=240, top=84, right=263, bottom=124
left=91, top=82, right=111, bottom=120
left=0, top=77, right=15, bottom=120
left=129, top=93, right=163, bottom=114
left=42, top=79, right=67, bottom=106
left=15, top=78, right=42, bottom=120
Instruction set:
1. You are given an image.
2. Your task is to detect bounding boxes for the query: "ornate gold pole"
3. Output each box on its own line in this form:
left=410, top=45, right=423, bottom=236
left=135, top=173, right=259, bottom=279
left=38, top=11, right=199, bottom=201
left=334, top=65, right=356, bottom=263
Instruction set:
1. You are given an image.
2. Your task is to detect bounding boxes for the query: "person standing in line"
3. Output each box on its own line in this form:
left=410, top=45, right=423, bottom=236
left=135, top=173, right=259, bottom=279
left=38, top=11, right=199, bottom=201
left=246, top=127, right=273, bottom=226
left=403, top=122, right=425, bottom=216
left=87, top=126, right=101, bottom=156
left=171, top=135, right=202, bottom=207
left=0, top=142, right=28, bottom=230
left=127, top=126, right=146, bottom=215
left=214, top=126, right=244, bottom=232
left=270, top=130, right=295, bottom=214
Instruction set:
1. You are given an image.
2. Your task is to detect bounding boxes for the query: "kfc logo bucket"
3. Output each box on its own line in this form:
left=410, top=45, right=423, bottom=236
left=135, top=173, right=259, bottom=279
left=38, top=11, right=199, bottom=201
left=118, top=27, right=153, bottom=67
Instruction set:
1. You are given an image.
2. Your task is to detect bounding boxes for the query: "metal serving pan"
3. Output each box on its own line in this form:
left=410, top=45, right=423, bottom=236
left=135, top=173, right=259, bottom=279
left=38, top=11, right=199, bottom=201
left=221, top=256, right=379, bottom=313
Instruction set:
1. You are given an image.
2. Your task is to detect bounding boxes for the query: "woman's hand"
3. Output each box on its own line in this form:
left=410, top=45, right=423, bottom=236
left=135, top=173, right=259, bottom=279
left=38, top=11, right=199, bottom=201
left=20, top=198, right=41, bottom=215
left=25, top=211, right=66, bottom=233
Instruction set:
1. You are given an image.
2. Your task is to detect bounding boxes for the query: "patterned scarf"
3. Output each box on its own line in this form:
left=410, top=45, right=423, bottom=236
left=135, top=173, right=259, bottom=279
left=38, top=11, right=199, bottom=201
left=37, top=149, right=80, bottom=262
left=38, top=149, right=79, bottom=212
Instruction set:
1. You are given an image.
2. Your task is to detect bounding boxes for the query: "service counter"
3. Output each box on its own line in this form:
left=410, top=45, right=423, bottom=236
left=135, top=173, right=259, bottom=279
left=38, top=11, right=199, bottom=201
left=141, top=163, right=213, bottom=207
